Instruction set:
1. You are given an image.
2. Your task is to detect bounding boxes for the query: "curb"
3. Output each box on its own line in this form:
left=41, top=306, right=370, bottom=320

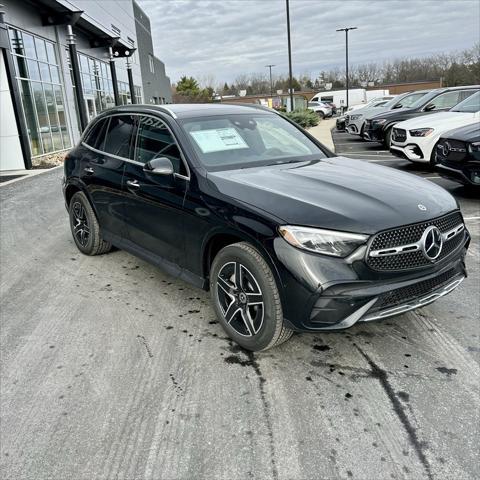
left=0, top=165, right=63, bottom=187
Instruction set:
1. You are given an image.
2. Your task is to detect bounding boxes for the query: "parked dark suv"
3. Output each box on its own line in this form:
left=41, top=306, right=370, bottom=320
left=363, top=85, right=480, bottom=146
left=63, top=104, right=469, bottom=351
left=435, top=123, right=480, bottom=188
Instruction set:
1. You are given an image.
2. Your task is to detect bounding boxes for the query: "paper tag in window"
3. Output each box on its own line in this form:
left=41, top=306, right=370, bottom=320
left=189, top=128, right=248, bottom=153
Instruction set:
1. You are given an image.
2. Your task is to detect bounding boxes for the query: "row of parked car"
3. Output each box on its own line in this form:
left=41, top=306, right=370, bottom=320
left=335, top=85, right=480, bottom=189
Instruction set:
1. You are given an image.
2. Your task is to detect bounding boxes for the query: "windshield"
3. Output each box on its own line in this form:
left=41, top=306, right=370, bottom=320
left=180, top=113, right=326, bottom=171
left=451, top=91, right=480, bottom=112
left=407, top=90, right=443, bottom=109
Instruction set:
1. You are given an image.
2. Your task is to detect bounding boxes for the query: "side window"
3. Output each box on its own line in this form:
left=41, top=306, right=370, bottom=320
left=84, top=118, right=109, bottom=151
left=428, top=91, right=461, bottom=110
left=458, top=90, right=477, bottom=102
left=135, top=116, right=187, bottom=176
left=103, top=115, right=135, bottom=159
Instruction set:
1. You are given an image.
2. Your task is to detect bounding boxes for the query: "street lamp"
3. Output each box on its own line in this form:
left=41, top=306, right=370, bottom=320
left=286, top=0, right=294, bottom=112
left=265, top=64, right=276, bottom=97
left=336, top=26, right=357, bottom=112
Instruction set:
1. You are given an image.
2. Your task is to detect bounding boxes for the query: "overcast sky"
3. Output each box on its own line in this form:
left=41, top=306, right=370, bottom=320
left=137, top=0, right=480, bottom=85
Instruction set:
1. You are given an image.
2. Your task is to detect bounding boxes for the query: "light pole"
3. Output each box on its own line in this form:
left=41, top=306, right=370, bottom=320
left=286, top=0, right=294, bottom=112
left=265, top=64, right=275, bottom=97
left=336, top=26, right=357, bottom=112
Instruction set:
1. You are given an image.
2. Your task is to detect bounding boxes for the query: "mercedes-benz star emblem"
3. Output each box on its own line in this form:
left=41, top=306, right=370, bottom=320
left=418, top=204, right=427, bottom=211
left=422, top=226, right=443, bottom=260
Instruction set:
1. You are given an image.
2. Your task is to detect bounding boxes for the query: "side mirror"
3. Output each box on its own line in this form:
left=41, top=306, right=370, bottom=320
left=424, top=103, right=436, bottom=112
left=393, top=103, right=402, bottom=109
left=144, top=157, right=174, bottom=175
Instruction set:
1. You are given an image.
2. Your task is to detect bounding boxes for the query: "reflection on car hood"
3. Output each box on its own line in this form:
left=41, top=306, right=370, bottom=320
left=349, top=105, right=389, bottom=117
left=395, top=111, right=479, bottom=129
left=208, top=157, right=458, bottom=234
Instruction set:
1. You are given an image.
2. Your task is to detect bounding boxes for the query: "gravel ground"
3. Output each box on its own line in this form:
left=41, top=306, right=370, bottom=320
left=0, top=161, right=479, bottom=480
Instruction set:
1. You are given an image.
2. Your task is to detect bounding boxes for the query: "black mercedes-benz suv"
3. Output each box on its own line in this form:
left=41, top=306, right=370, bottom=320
left=363, top=85, right=480, bottom=147
left=435, top=123, right=480, bottom=188
left=63, top=104, right=469, bottom=351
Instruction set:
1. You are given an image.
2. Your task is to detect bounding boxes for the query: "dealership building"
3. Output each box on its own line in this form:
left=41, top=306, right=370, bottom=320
left=0, top=0, right=171, bottom=170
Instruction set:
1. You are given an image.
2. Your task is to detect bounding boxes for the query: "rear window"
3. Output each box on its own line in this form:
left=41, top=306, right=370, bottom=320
left=103, top=115, right=135, bottom=159
left=84, top=118, right=109, bottom=151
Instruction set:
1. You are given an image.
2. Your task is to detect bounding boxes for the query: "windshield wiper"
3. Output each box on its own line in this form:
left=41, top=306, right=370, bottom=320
left=265, top=159, right=305, bottom=166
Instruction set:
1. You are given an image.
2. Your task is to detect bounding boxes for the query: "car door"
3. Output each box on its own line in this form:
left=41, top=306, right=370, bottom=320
left=80, top=114, right=135, bottom=238
left=122, top=114, right=189, bottom=269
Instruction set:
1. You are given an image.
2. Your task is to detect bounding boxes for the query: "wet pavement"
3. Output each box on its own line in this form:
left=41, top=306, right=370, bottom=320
left=0, top=159, right=479, bottom=480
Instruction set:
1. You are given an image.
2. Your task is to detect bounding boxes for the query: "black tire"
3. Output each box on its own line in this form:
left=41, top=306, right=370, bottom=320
left=384, top=127, right=393, bottom=148
left=317, top=111, right=325, bottom=119
left=210, top=242, right=293, bottom=351
left=69, top=191, right=112, bottom=256
left=429, top=143, right=438, bottom=170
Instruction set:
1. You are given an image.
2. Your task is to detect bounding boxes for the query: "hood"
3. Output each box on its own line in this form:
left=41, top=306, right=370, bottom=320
left=395, top=111, right=478, bottom=130
left=367, top=107, right=413, bottom=121
left=207, top=157, right=458, bottom=234
left=441, top=122, right=480, bottom=142
left=348, top=105, right=389, bottom=117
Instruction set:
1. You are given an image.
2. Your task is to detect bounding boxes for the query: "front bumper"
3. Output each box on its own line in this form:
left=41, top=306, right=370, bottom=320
left=390, top=144, right=427, bottom=162
left=273, top=229, right=469, bottom=332
left=436, top=161, right=480, bottom=186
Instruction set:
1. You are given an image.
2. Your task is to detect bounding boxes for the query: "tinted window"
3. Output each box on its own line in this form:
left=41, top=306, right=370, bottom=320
left=427, top=90, right=477, bottom=110
left=135, top=116, right=187, bottom=175
left=103, top=115, right=135, bottom=158
left=396, top=92, right=425, bottom=108
left=84, top=118, right=109, bottom=150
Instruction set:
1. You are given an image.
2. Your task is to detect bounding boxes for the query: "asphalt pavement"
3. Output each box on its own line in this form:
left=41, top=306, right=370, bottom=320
left=0, top=156, right=479, bottom=480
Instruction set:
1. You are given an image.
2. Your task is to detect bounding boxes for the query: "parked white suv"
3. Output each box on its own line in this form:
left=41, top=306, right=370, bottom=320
left=346, top=91, right=429, bottom=137
left=390, top=91, right=480, bottom=165
left=307, top=101, right=333, bottom=119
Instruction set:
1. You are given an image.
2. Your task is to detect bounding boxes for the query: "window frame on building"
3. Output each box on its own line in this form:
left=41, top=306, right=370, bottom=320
left=8, top=26, right=72, bottom=157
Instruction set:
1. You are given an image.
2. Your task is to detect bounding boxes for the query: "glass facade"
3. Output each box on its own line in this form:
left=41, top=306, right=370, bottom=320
left=77, top=52, right=115, bottom=113
left=118, top=81, right=142, bottom=105
left=8, top=27, right=71, bottom=156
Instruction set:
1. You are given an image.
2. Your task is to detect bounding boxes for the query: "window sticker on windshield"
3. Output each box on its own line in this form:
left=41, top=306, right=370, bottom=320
left=189, top=128, right=248, bottom=153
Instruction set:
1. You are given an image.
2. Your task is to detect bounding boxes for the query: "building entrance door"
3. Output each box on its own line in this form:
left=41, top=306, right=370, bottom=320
left=84, top=96, right=97, bottom=122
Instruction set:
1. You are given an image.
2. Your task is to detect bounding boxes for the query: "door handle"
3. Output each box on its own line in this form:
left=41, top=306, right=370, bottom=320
left=84, top=167, right=94, bottom=174
left=126, top=179, right=140, bottom=189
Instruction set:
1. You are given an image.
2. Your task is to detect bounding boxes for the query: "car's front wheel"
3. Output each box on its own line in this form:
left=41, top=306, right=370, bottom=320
left=69, top=191, right=112, bottom=256
left=210, top=242, right=293, bottom=351
left=384, top=127, right=393, bottom=148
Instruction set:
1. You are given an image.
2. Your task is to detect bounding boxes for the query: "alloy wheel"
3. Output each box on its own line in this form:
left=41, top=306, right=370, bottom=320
left=72, top=201, right=90, bottom=247
left=216, top=261, right=264, bottom=337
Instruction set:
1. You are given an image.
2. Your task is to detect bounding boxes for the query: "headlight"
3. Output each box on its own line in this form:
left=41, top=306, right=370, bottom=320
left=372, top=118, right=387, bottom=126
left=468, top=141, right=480, bottom=153
left=410, top=128, right=434, bottom=137
left=278, top=226, right=369, bottom=257
left=349, top=114, right=362, bottom=120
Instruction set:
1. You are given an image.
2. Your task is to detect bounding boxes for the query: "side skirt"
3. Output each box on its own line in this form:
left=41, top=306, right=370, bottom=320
left=103, top=231, right=207, bottom=290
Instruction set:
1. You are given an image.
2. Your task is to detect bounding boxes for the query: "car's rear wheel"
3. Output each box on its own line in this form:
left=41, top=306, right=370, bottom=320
left=69, top=191, right=112, bottom=255
left=210, top=242, right=293, bottom=351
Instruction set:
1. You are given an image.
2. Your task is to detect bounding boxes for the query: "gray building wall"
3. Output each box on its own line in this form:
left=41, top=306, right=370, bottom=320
left=133, top=0, right=171, bottom=104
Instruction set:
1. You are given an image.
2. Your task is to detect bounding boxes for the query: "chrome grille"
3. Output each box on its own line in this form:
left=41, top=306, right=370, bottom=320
left=367, top=211, right=464, bottom=271
left=436, top=139, right=468, bottom=163
left=373, top=268, right=459, bottom=310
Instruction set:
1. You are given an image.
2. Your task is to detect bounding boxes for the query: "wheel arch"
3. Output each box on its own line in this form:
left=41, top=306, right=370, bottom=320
left=201, top=229, right=284, bottom=294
